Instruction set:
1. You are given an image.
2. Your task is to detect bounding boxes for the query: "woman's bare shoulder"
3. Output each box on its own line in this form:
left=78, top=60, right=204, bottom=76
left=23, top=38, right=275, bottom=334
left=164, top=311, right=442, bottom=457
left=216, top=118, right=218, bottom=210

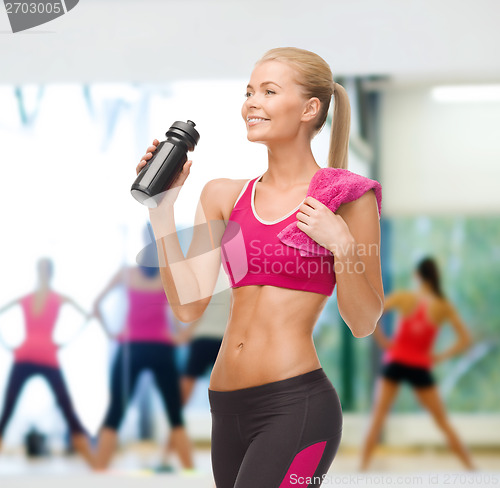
left=393, top=289, right=414, bottom=302
left=337, top=188, right=378, bottom=218
left=202, top=177, right=252, bottom=221
left=385, top=289, right=413, bottom=310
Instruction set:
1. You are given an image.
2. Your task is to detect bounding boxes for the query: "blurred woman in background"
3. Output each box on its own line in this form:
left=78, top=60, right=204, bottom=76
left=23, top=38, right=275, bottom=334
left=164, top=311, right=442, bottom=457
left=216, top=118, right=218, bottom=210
left=91, top=223, right=194, bottom=472
left=360, top=256, right=476, bottom=471
left=0, top=257, right=93, bottom=466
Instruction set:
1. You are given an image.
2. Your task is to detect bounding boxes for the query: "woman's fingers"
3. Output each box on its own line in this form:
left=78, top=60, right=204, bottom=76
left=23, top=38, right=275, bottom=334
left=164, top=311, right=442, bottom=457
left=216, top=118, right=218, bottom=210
left=136, top=159, right=148, bottom=175
left=140, top=143, right=158, bottom=162
left=136, top=139, right=159, bottom=174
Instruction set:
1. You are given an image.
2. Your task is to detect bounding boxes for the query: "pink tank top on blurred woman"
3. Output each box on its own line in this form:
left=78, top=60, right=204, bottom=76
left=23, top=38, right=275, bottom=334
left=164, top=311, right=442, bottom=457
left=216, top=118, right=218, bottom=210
left=15, top=291, right=62, bottom=368
left=382, top=298, right=440, bottom=369
left=116, top=288, right=174, bottom=344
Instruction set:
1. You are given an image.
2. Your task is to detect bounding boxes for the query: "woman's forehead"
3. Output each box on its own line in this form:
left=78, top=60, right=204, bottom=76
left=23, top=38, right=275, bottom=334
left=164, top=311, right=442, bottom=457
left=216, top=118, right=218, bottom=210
left=249, top=60, right=295, bottom=86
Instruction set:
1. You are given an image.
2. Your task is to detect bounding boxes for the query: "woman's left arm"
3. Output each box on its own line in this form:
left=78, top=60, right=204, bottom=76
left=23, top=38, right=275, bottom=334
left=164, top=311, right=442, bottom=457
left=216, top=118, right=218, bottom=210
left=432, top=301, right=473, bottom=364
left=298, top=190, right=384, bottom=337
left=61, top=295, right=92, bottom=320
left=56, top=295, right=93, bottom=347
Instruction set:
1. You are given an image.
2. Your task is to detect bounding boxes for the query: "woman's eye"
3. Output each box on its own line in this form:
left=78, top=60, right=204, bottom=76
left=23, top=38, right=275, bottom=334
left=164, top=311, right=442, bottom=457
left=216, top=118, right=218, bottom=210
left=244, top=90, right=274, bottom=98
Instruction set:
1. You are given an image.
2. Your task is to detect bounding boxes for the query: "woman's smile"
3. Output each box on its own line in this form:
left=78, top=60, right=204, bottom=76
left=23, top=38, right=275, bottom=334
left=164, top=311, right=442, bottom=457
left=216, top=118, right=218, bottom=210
left=247, top=117, right=270, bottom=127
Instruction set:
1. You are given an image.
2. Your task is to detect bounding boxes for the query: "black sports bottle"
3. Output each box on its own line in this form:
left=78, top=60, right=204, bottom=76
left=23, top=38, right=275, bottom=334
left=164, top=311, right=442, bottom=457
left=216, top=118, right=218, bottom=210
left=131, top=120, right=200, bottom=208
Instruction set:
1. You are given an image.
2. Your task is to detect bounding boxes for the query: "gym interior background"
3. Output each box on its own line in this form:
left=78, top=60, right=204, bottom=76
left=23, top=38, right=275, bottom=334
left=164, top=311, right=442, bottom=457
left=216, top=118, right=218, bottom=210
left=0, top=0, right=498, bottom=485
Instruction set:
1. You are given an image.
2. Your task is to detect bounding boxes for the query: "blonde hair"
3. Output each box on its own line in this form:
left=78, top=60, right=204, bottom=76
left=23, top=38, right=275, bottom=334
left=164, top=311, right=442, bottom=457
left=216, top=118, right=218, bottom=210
left=256, top=47, right=351, bottom=169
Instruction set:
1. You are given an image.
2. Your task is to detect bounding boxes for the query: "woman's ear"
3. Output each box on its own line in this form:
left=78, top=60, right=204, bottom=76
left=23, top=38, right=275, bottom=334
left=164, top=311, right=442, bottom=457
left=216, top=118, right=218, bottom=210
left=302, top=97, right=321, bottom=122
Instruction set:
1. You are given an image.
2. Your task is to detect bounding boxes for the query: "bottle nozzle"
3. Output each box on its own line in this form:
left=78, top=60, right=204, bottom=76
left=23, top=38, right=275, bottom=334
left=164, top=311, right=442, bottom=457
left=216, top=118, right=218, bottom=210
left=187, top=120, right=196, bottom=127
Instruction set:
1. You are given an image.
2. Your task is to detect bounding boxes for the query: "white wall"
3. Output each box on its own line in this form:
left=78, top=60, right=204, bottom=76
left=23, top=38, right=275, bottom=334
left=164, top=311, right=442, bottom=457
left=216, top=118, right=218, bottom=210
left=380, top=84, right=500, bottom=215
left=0, top=0, right=499, bottom=84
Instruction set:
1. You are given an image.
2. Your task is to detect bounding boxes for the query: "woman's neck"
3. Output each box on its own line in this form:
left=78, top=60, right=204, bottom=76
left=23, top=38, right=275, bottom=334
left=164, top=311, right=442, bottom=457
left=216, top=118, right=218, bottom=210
left=36, top=283, right=51, bottom=293
left=418, top=282, right=435, bottom=299
left=264, top=140, right=320, bottom=187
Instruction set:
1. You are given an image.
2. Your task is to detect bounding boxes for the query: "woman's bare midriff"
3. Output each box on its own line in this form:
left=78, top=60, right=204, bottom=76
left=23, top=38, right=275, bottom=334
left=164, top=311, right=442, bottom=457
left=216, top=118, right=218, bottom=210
left=208, top=284, right=329, bottom=392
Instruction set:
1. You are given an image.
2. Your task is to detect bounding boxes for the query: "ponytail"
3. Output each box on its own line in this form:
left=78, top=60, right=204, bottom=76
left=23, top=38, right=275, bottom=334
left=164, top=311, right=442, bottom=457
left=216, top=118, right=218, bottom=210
left=416, top=256, right=445, bottom=298
left=328, top=82, right=351, bottom=169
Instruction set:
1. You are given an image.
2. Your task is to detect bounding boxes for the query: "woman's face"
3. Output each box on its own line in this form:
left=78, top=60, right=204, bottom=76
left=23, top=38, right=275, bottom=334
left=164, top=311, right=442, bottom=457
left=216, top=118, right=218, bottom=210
left=241, top=60, right=314, bottom=145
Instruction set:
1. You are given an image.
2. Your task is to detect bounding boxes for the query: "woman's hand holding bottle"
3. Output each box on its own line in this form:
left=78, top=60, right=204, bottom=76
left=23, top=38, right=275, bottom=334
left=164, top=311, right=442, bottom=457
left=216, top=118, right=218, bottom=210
left=136, top=138, right=193, bottom=208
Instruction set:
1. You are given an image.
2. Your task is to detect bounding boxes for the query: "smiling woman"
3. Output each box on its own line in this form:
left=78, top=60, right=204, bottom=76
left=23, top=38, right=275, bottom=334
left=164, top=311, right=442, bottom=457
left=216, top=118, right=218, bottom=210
left=138, top=46, right=383, bottom=487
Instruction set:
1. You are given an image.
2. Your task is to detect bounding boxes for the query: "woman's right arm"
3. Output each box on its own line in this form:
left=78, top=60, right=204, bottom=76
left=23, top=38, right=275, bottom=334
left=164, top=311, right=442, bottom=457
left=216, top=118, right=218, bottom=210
left=138, top=142, right=226, bottom=323
left=92, top=267, right=125, bottom=323
left=0, top=297, right=21, bottom=315
left=0, top=297, right=22, bottom=350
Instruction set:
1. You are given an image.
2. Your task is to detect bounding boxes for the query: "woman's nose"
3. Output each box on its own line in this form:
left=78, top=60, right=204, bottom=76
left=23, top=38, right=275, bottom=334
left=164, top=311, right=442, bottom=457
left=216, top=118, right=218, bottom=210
left=246, top=95, right=261, bottom=109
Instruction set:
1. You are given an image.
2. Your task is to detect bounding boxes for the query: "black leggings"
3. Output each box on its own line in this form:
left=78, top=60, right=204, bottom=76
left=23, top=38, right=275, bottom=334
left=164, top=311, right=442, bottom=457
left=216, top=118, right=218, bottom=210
left=208, top=368, right=343, bottom=488
left=0, top=361, right=86, bottom=437
left=102, top=342, right=184, bottom=430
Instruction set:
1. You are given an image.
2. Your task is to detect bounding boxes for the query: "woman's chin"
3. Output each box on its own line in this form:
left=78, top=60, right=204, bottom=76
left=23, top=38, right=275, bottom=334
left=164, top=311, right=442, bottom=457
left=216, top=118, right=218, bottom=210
left=246, top=134, right=268, bottom=144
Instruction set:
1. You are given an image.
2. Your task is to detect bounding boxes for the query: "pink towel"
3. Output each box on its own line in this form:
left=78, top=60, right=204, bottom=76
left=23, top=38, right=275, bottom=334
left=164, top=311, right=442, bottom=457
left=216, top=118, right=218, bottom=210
left=277, top=168, right=382, bottom=257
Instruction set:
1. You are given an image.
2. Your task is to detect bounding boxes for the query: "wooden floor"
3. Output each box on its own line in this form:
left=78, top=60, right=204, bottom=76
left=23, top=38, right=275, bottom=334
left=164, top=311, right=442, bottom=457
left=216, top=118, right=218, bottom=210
left=0, top=443, right=499, bottom=487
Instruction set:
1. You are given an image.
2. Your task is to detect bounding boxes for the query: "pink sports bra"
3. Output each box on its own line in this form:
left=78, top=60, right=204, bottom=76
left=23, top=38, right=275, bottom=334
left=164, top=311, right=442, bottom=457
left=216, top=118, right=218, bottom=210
left=220, top=174, right=336, bottom=296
